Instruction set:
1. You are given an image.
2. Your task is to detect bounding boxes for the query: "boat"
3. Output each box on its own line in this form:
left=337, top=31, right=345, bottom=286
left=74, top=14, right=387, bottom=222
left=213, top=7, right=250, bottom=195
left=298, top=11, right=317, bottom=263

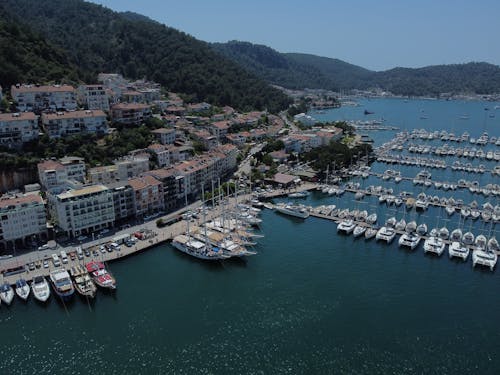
left=274, top=203, right=309, bottom=219
left=288, top=191, right=309, bottom=199
left=70, top=265, right=97, bottom=298
left=416, top=223, right=428, bottom=236
left=86, top=262, right=117, bottom=289
left=364, top=110, right=374, bottom=115
left=337, top=219, right=356, bottom=234
left=448, top=241, right=469, bottom=260
left=14, top=279, right=30, bottom=301
left=424, top=236, right=445, bottom=256
left=31, top=276, right=51, bottom=303
left=366, top=213, right=377, bottom=225
left=475, top=235, right=487, bottom=250
left=450, top=228, right=462, bottom=242
left=0, top=283, right=14, bottom=305
left=353, top=225, right=366, bottom=238
left=398, top=232, right=421, bottom=250
left=405, top=220, right=417, bottom=233
left=356, top=210, right=368, bottom=222
left=472, top=247, right=497, bottom=271
left=49, top=269, right=75, bottom=301
left=395, top=218, right=407, bottom=231
left=462, top=231, right=475, bottom=246
left=445, top=205, right=455, bottom=216
left=376, top=226, right=396, bottom=243
left=438, top=227, right=449, bottom=240
left=364, top=227, right=378, bottom=240
left=172, top=234, right=230, bottom=260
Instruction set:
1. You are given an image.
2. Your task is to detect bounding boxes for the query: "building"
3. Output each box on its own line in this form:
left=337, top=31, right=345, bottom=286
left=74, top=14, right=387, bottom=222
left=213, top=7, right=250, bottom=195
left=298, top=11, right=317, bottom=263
left=128, top=175, right=164, bottom=218
left=41, top=110, right=108, bottom=138
left=293, top=113, right=316, bottom=127
left=0, top=112, right=39, bottom=147
left=148, top=144, right=171, bottom=168
left=77, top=85, right=110, bottom=111
left=106, top=181, right=135, bottom=223
left=145, top=167, right=183, bottom=212
left=0, top=194, right=47, bottom=250
left=37, top=157, right=86, bottom=191
left=151, top=128, right=176, bottom=145
left=110, top=103, right=152, bottom=125
left=209, top=121, right=230, bottom=141
left=88, top=155, right=150, bottom=184
left=48, top=185, right=115, bottom=237
left=11, top=84, right=77, bottom=113
left=0, top=85, right=3, bottom=102
left=190, top=129, right=218, bottom=150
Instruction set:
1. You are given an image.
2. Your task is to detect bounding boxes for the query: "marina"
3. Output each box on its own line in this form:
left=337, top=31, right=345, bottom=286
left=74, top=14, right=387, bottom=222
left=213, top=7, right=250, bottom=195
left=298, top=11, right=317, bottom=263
left=2, top=98, right=500, bottom=374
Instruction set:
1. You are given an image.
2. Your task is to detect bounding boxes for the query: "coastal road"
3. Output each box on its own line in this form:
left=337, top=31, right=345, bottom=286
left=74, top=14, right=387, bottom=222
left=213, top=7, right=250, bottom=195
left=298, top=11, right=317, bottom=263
left=235, top=142, right=266, bottom=177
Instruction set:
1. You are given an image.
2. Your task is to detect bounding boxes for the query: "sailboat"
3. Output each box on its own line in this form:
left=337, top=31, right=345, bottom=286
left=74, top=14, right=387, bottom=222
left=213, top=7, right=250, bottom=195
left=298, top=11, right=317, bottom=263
left=472, top=235, right=497, bottom=271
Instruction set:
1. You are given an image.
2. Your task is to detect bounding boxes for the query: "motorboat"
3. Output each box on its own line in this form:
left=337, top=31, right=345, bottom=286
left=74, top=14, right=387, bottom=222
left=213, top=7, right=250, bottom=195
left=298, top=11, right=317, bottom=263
left=448, top=241, right=470, bottom=260
left=31, top=276, right=51, bottom=303
left=424, top=236, right=445, bottom=256
left=70, top=265, right=97, bottom=298
left=86, top=262, right=117, bottom=289
left=288, top=191, right=309, bottom=199
left=366, top=213, right=377, bottom=225
left=14, top=279, right=30, bottom=301
left=274, top=203, right=309, bottom=219
left=0, top=283, right=14, bottom=305
left=50, top=269, right=75, bottom=301
left=337, top=219, right=356, bottom=234
left=398, top=232, right=421, bottom=249
left=353, top=225, right=366, bottom=238
left=356, top=210, right=368, bottom=222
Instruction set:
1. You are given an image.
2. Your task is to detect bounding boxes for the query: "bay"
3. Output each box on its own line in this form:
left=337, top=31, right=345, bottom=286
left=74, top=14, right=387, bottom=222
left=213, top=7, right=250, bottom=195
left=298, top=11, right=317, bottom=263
left=1, top=98, right=500, bottom=374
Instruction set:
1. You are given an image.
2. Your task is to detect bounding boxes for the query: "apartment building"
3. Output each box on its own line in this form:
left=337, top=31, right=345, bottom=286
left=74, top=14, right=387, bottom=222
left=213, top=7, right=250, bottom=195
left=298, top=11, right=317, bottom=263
left=128, top=175, right=164, bottom=218
left=151, top=128, right=176, bottom=145
left=110, top=103, right=152, bottom=125
left=148, top=144, right=171, bottom=168
left=48, top=185, right=115, bottom=237
left=105, top=181, right=135, bottom=223
left=0, top=194, right=47, bottom=249
left=77, top=84, right=110, bottom=111
left=41, top=110, right=108, bottom=138
left=0, top=112, right=39, bottom=147
left=88, top=155, right=150, bottom=184
left=11, top=84, right=77, bottom=113
left=38, top=157, right=86, bottom=191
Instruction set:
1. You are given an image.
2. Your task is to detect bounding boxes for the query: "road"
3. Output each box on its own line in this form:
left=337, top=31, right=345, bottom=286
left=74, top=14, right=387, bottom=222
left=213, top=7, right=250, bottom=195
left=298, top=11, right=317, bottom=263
left=234, top=142, right=266, bottom=177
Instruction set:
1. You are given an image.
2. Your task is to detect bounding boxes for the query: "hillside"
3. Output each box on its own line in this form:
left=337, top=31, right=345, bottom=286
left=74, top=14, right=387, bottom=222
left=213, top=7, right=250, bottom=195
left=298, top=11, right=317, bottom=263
left=0, top=0, right=291, bottom=112
left=0, top=5, right=82, bottom=88
left=214, top=41, right=500, bottom=95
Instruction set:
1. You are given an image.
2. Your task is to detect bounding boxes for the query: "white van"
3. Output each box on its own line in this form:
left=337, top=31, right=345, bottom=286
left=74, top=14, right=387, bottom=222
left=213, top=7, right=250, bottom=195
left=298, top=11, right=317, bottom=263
left=51, top=253, right=61, bottom=267
left=60, top=250, right=68, bottom=264
left=76, top=246, right=84, bottom=260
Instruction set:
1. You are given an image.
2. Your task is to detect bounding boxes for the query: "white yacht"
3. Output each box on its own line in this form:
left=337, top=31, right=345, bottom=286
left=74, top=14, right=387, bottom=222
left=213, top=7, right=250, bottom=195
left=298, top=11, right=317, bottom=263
left=416, top=223, right=428, bottom=236
left=445, top=205, right=455, bottom=216
left=398, top=232, right=421, bottom=249
left=424, top=236, right=445, bottom=256
left=438, top=227, right=449, bottom=240
left=337, top=219, right=356, bottom=234
left=450, top=228, right=463, bottom=242
left=472, top=247, right=497, bottom=271
left=376, top=226, right=396, bottom=243
left=366, top=213, right=377, bottom=225
left=274, top=203, right=309, bottom=219
left=31, top=276, right=51, bottom=303
left=395, top=218, right=406, bottom=231
left=448, top=241, right=469, bottom=261
left=15, top=278, right=30, bottom=301
left=462, top=231, right=475, bottom=246
left=0, top=283, right=14, bottom=305
left=353, top=225, right=366, bottom=237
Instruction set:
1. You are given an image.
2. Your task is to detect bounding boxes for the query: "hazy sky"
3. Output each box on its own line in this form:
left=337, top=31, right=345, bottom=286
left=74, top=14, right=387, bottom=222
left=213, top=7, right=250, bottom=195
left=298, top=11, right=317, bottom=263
left=89, top=0, right=499, bottom=71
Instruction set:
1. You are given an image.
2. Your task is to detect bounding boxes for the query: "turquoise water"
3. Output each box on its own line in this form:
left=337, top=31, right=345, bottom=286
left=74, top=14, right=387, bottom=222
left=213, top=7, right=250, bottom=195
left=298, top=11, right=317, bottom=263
left=1, top=99, right=500, bottom=374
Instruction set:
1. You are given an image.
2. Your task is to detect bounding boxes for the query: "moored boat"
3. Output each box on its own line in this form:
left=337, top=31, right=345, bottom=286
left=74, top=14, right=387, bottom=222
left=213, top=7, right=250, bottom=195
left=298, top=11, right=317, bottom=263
left=0, top=283, right=14, bottom=305
left=49, top=269, right=75, bottom=301
left=274, top=203, right=309, bottom=219
left=86, top=262, right=117, bottom=290
left=15, top=278, right=30, bottom=301
left=31, top=276, right=51, bottom=303
left=70, top=265, right=97, bottom=298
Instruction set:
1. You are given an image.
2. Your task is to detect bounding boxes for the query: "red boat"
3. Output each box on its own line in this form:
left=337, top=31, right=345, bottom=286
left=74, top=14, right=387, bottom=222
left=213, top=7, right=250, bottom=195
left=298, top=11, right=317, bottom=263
left=85, top=261, right=117, bottom=290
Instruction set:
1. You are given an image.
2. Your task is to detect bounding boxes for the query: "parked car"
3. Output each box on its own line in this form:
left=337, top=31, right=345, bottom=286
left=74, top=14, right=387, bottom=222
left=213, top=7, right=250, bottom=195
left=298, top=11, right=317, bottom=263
left=99, top=245, right=106, bottom=254
left=43, top=260, right=49, bottom=269
left=100, top=228, right=110, bottom=235
left=28, top=262, right=36, bottom=271
left=77, top=235, right=88, bottom=241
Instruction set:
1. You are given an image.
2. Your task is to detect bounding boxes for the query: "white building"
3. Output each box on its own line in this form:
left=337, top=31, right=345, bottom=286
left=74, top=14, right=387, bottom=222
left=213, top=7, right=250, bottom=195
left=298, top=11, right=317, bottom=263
left=77, top=84, right=110, bottom=111
left=88, top=155, right=150, bottom=184
left=151, top=128, right=176, bottom=144
left=0, top=112, right=39, bottom=147
left=0, top=194, right=47, bottom=249
left=293, top=113, right=316, bottom=127
left=38, top=156, right=86, bottom=191
left=48, top=185, right=115, bottom=237
left=148, top=144, right=171, bottom=168
left=11, top=84, right=77, bottom=113
left=41, top=110, right=108, bottom=138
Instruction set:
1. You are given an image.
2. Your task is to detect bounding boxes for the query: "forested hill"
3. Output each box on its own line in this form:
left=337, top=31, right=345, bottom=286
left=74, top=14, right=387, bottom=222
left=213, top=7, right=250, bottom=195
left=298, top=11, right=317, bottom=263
left=214, top=41, right=500, bottom=96
left=0, top=0, right=291, bottom=112
left=0, top=5, right=83, bottom=87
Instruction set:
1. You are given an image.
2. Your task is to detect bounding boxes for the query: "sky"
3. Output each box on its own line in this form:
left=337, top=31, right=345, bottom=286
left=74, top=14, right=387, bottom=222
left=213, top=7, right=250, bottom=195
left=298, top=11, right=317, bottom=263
left=89, top=0, right=499, bottom=71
